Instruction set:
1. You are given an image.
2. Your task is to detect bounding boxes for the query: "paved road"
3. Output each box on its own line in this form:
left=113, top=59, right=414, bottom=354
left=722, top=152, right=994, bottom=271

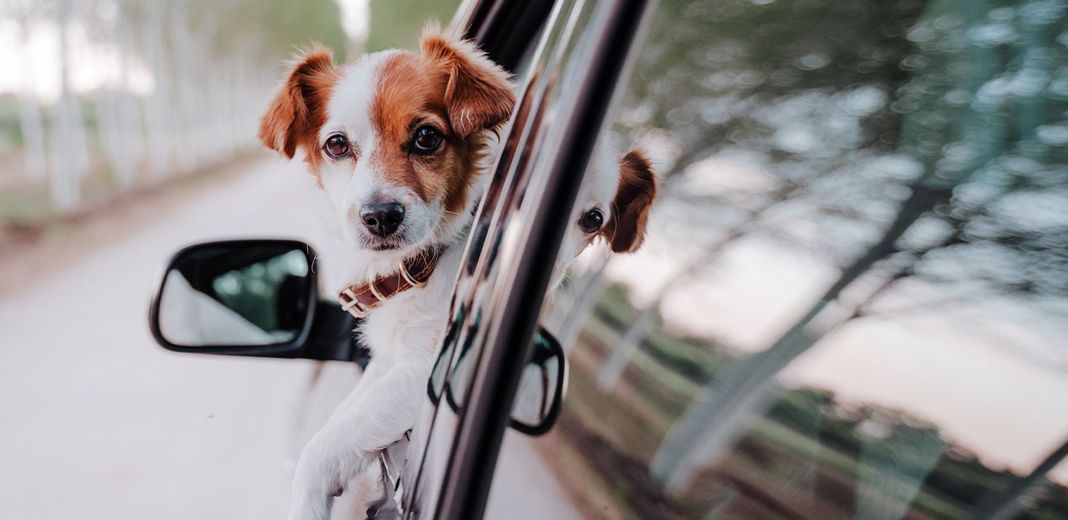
left=0, top=157, right=578, bottom=519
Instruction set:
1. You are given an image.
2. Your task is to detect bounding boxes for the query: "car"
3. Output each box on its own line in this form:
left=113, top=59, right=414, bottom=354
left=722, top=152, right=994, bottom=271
left=148, top=0, right=1068, bottom=518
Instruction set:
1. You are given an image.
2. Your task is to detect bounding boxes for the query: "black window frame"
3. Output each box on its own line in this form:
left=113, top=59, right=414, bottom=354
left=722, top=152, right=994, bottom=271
left=411, top=0, right=656, bottom=518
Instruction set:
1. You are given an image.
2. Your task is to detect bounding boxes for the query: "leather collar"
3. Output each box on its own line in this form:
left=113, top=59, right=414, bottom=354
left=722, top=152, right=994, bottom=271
left=338, top=245, right=445, bottom=319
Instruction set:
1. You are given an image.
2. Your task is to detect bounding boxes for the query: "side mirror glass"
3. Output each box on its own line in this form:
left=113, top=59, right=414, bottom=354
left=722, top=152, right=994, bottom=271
left=150, top=240, right=317, bottom=353
left=508, top=328, right=566, bottom=435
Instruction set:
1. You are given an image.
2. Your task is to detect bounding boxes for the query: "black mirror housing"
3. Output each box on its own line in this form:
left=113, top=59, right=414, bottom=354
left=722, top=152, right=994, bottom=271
left=507, top=327, right=567, bottom=436
left=428, top=322, right=567, bottom=437
left=148, top=239, right=364, bottom=363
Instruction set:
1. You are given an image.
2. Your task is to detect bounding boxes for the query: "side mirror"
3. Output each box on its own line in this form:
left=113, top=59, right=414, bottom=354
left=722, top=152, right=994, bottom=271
left=149, top=239, right=565, bottom=434
left=150, top=239, right=316, bottom=353
left=430, top=322, right=567, bottom=436
left=149, top=239, right=362, bottom=361
left=508, top=328, right=567, bottom=435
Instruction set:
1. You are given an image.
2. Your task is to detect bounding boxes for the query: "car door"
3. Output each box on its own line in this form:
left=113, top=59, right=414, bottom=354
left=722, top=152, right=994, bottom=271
left=479, top=0, right=1068, bottom=519
left=399, top=0, right=654, bottom=518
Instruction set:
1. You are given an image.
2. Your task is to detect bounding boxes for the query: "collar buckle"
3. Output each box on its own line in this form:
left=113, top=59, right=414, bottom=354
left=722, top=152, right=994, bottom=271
left=340, top=288, right=371, bottom=319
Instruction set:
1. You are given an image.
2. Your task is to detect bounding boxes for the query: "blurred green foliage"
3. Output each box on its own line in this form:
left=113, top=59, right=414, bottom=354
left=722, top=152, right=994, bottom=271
left=626, top=0, right=926, bottom=161
left=364, top=0, right=463, bottom=51
left=121, top=0, right=351, bottom=63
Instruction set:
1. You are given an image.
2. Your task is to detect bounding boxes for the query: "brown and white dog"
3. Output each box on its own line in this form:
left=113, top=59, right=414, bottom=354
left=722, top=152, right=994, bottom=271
left=259, top=27, right=656, bottom=520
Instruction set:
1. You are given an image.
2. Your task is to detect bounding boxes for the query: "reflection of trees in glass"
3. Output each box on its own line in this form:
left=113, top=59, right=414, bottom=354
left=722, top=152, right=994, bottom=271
left=558, top=283, right=1068, bottom=519
left=212, top=250, right=308, bottom=333
left=653, top=0, right=1068, bottom=493
left=603, top=0, right=933, bottom=387
left=568, top=0, right=1068, bottom=517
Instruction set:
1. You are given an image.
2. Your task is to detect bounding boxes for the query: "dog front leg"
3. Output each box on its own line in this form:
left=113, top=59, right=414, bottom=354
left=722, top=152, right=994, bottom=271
left=288, top=357, right=433, bottom=520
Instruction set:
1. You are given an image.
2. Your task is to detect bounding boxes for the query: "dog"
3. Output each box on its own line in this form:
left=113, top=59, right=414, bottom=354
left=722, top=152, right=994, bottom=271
left=557, top=144, right=657, bottom=278
left=258, top=27, right=656, bottom=520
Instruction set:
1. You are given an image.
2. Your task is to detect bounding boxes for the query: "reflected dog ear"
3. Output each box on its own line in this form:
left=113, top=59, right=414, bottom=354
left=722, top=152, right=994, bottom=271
left=420, top=26, right=516, bottom=137
left=258, top=45, right=339, bottom=162
left=604, top=150, right=658, bottom=253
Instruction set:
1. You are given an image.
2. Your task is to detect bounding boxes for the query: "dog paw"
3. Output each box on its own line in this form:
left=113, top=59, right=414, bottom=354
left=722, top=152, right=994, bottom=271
left=289, top=430, right=374, bottom=520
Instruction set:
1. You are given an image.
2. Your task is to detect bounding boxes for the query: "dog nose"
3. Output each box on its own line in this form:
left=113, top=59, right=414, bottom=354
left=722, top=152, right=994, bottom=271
left=360, top=202, right=405, bottom=237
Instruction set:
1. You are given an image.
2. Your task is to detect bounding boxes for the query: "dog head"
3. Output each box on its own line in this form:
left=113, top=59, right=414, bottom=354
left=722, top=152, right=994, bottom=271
left=555, top=147, right=657, bottom=280
left=259, top=27, right=515, bottom=259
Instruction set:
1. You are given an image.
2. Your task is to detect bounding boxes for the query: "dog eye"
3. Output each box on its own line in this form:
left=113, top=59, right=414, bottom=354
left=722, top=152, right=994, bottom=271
left=410, top=126, right=443, bottom=155
left=578, top=208, right=604, bottom=234
left=323, top=134, right=350, bottom=159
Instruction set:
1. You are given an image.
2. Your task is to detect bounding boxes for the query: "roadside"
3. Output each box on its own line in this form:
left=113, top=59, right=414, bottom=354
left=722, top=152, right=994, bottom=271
left=0, top=153, right=263, bottom=298
left=0, top=155, right=331, bottom=519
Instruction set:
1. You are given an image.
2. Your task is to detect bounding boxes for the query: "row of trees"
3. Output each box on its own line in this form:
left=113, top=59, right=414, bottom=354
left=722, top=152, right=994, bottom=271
left=2, top=0, right=349, bottom=212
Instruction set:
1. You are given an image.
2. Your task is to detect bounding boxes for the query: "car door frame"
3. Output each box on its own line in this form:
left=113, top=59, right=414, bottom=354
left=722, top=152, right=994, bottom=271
left=421, top=0, right=655, bottom=518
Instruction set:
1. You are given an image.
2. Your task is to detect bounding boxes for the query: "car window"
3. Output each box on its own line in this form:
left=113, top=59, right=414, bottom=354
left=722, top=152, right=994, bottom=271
left=502, top=0, right=1068, bottom=518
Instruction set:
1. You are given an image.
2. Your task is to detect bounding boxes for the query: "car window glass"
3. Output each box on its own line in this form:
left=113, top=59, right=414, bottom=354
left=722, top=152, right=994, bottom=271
left=500, top=0, right=1068, bottom=518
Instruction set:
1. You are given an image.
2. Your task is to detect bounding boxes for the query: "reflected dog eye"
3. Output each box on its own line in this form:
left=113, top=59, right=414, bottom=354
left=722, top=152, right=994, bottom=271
left=323, top=133, right=350, bottom=159
left=578, top=208, right=604, bottom=234
left=410, top=126, right=443, bottom=155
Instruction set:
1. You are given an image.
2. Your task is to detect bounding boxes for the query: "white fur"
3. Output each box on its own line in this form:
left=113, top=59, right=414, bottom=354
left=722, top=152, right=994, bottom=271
left=289, top=52, right=485, bottom=520
left=551, top=143, right=622, bottom=287
left=287, top=55, right=631, bottom=520
left=315, top=51, right=441, bottom=272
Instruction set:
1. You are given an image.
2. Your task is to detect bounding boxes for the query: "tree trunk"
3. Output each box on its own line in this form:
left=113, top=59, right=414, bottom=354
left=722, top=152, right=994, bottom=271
left=49, top=0, right=88, bottom=210
left=975, top=438, right=1068, bottom=520
left=15, top=91, right=46, bottom=180
left=13, top=11, right=47, bottom=180
left=596, top=299, right=658, bottom=389
left=112, top=3, right=142, bottom=187
left=596, top=220, right=756, bottom=390
left=649, top=183, right=944, bottom=492
left=142, top=0, right=173, bottom=177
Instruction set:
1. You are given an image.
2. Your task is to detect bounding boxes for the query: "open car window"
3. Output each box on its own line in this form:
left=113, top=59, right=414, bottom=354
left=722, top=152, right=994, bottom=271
left=490, top=0, right=1068, bottom=519
left=405, top=0, right=652, bottom=517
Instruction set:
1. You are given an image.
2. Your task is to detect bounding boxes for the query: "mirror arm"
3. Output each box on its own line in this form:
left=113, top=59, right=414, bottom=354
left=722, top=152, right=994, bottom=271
left=299, top=300, right=371, bottom=367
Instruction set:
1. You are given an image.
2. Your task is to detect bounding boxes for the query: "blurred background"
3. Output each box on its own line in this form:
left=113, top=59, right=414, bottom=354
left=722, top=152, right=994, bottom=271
left=0, top=0, right=462, bottom=237
left=2, top=0, right=1068, bottom=519
left=0, top=1, right=463, bottom=518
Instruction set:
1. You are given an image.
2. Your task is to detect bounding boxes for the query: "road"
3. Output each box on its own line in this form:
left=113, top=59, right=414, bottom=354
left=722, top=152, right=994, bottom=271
left=0, top=156, right=578, bottom=519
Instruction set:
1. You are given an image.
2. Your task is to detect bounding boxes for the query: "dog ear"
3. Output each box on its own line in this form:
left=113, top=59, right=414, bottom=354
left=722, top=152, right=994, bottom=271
left=420, top=27, right=516, bottom=137
left=258, top=45, right=338, bottom=159
left=604, top=150, right=658, bottom=253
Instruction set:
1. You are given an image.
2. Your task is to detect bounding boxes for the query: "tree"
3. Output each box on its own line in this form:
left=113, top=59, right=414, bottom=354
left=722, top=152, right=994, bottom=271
left=10, top=0, right=47, bottom=180
left=48, top=0, right=90, bottom=209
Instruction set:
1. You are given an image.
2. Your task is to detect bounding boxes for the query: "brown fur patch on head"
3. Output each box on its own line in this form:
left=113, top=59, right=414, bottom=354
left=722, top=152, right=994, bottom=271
left=258, top=45, right=339, bottom=171
left=365, top=30, right=515, bottom=214
left=419, top=26, right=516, bottom=137
left=604, top=150, right=658, bottom=253
left=370, top=52, right=451, bottom=205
